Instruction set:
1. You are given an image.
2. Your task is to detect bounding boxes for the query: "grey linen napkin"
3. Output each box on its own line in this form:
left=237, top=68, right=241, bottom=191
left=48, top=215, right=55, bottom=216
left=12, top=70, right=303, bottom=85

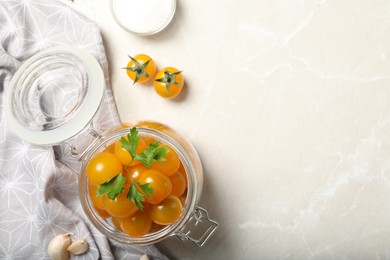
left=0, top=0, right=167, bottom=259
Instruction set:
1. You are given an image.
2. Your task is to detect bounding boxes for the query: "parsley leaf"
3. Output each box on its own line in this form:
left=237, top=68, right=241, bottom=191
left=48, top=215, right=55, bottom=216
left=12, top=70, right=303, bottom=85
left=127, top=181, right=154, bottom=210
left=139, top=182, right=154, bottom=199
left=128, top=182, right=145, bottom=209
left=120, top=127, right=140, bottom=159
left=134, top=141, right=170, bottom=167
left=96, top=173, right=126, bottom=200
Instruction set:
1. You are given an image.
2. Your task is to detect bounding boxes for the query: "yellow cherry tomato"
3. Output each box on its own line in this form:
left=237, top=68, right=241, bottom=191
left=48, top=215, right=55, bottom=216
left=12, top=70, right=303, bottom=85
left=125, top=54, right=156, bottom=84
left=112, top=217, right=123, bottom=231
left=151, top=145, right=180, bottom=176
left=103, top=186, right=138, bottom=218
left=154, top=67, right=184, bottom=99
left=149, top=222, right=165, bottom=233
left=114, top=137, right=147, bottom=166
left=138, top=170, right=172, bottom=205
left=121, top=211, right=152, bottom=237
left=89, top=182, right=105, bottom=209
left=169, top=171, right=187, bottom=197
left=94, top=207, right=111, bottom=218
left=149, top=195, right=183, bottom=225
left=178, top=163, right=187, bottom=186
left=86, top=152, right=123, bottom=185
left=124, top=164, right=149, bottom=184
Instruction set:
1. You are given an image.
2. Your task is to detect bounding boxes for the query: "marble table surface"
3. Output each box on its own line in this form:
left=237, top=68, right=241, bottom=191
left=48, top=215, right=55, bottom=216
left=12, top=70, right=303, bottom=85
left=62, top=0, right=390, bottom=259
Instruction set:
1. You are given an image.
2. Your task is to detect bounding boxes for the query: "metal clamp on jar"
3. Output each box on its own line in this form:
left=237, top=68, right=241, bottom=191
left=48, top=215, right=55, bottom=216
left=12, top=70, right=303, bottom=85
left=5, top=46, right=218, bottom=246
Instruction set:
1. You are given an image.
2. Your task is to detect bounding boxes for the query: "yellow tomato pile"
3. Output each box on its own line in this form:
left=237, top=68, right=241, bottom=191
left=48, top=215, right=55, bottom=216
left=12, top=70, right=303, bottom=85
left=86, top=135, right=187, bottom=238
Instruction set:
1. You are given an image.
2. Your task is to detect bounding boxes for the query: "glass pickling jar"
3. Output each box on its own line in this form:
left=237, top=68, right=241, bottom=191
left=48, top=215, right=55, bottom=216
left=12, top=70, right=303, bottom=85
left=5, top=46, right=218, bottom=247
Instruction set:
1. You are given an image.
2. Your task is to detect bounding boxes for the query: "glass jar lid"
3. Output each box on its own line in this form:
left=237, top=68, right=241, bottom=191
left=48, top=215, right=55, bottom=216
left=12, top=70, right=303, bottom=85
left=5, top=46, right=104, bottom=145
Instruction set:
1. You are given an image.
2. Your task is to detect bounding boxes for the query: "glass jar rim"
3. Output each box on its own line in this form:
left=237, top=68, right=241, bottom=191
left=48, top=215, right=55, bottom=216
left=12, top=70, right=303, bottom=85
left=79, top=127, right=199, bottom=244
left=5, top=46, right=104, bottom=145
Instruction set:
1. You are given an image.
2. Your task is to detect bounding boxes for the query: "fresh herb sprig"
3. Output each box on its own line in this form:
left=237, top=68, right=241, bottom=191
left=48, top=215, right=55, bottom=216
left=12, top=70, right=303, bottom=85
left=96, top=127, right=169, bottom=210
left=96, top=173, right=126, bottom=200
left=128, top=180, right=154, bottom=209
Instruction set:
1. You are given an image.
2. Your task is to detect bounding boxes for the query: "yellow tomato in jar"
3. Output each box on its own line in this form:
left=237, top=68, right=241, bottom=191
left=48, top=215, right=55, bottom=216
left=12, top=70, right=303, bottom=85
left=115, top=137, right=147, bottom=166
left=95, top=207, right=111, bottom=218
left=149, top=195, right=183, bottom=225
left=89, top=182, right=105, bottom=209
left=121, top=211, right=152, bottom=237
left=103, top=186, right=138, bottom=218
left=112, top=217, right=123, bottom=231
left=86, top=152, right=123, bottom=185
left=169, top=171, right=187, bottom=197
left=124, top=164, right=149, bottom=184
left=138, top=170, right=172, bottom=204
left=151, top=145, right=180, bottom=176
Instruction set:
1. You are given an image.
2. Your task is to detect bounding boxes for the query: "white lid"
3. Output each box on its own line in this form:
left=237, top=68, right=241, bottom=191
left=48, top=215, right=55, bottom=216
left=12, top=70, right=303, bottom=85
left=5, top=46, right=104, bottom=145
left=110, top=0, right=176, bottom=35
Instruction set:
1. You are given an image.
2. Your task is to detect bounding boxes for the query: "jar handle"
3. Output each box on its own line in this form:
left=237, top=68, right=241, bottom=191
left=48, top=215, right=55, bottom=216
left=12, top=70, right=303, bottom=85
left=174, top=206, right=219, bottom=247
left=65, top=122, right=103, bottom=161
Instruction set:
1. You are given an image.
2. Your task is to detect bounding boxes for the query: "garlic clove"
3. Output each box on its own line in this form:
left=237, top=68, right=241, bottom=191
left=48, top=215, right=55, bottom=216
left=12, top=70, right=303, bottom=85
left=47, top=233, right=71, bottom=260
left=140, top=254, right=150, bottom=260
left=67, top=237, right=89, bottom=255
